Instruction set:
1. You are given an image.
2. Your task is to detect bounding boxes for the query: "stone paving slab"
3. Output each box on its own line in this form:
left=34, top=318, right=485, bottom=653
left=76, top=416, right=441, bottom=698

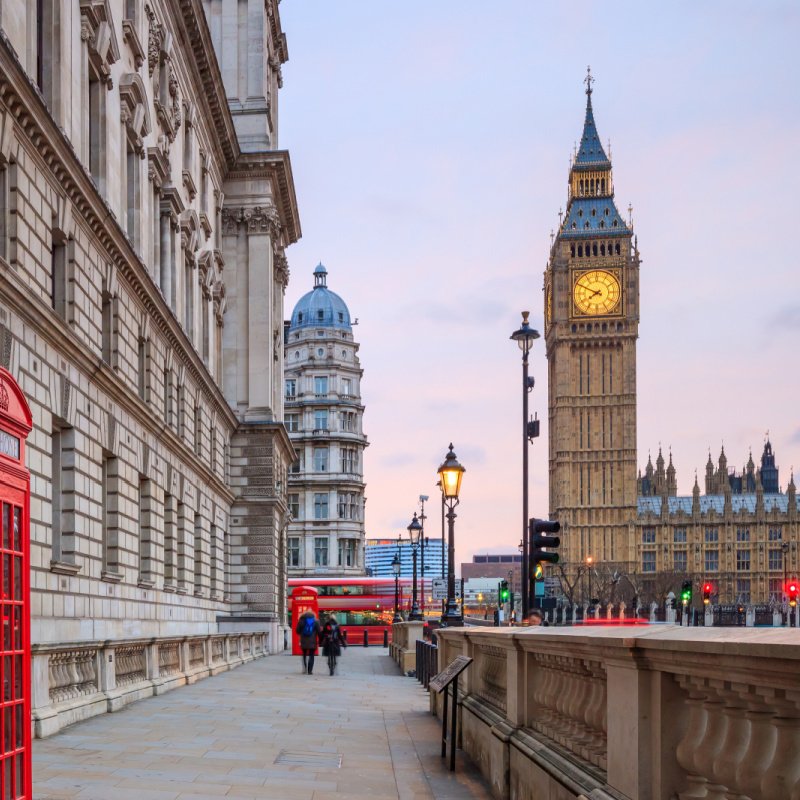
left=34, top=647, right=491, bottom=799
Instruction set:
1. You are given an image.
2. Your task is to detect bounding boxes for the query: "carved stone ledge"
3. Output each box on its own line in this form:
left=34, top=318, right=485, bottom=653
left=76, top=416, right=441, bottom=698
left=122, top=19, right=145, bottom=69
left=50, top=559, right=82, bottom=576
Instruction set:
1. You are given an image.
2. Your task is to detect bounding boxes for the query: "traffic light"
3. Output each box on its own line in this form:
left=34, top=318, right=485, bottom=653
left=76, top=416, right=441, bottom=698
left=702, top=583, right=712, bottom=605
left=499, top=580, right=509, bottom=603
left=788, top=581, right=798, bottom=608
left=529, top=518, right=561, bottom=565
left=680, top=580, right=692, bottom=606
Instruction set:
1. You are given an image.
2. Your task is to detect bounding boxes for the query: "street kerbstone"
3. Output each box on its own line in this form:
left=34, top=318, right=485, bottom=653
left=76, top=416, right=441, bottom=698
left=34, top=648, right=491, bottom=800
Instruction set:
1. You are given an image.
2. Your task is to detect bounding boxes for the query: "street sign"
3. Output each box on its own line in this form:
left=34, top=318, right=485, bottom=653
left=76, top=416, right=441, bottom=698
left=432, top=578, right=462, bottom=601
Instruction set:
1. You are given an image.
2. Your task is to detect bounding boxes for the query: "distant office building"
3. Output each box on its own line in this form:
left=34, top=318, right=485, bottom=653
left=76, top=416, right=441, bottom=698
left=461, top=553, right=522, bottom=594
left=284, top=265, right=368, bottom=576
left=365, top=538, right=446, bottom=580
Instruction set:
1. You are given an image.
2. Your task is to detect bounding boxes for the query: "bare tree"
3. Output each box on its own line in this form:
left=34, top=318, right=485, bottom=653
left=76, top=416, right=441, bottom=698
left=554, top=561, right=588, bottom=606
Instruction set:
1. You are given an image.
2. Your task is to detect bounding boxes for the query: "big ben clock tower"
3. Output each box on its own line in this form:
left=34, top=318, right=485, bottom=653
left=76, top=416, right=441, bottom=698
left=545, top=70, right=639, bottom=573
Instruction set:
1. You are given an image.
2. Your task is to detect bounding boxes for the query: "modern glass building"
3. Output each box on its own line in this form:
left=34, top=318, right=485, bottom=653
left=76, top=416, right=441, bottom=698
left=365, top=538, right=447, bottom=580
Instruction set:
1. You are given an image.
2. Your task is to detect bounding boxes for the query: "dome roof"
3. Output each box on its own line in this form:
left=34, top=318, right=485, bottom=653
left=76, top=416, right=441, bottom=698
left=289, top=263, right=352, bottom=332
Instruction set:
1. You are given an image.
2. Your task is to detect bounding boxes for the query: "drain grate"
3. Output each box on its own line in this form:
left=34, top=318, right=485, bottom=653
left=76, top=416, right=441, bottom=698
left=274, top=749, right=342, bottom=768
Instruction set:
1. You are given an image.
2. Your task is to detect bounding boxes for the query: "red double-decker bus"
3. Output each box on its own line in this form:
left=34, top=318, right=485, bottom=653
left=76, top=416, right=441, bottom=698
left=288, top=577, right=408, bottom=645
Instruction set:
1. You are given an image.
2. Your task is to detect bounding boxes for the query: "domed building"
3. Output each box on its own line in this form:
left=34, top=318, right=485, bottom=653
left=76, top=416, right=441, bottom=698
left=284, top=265, right=368, bottom=575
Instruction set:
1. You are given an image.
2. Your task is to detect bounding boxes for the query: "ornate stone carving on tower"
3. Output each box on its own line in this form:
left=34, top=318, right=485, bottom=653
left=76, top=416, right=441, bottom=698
left=284, top=265, right=368, bottom=576
left=545, top=70, right=640, bottom=571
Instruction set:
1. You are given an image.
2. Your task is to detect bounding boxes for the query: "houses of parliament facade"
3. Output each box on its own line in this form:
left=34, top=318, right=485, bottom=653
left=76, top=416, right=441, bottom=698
left=545, top=72, right=797, bottom=606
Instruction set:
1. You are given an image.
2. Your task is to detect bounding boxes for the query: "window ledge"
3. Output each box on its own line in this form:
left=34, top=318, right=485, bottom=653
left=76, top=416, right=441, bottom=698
left=50, top=559, right=81, bottom=576
left=101, top=569, right=123, bottom=584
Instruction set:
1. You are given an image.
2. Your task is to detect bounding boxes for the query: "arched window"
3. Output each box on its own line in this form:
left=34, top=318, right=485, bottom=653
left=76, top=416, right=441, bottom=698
left=570, top=244, right=575, bottom=257
left=578, top=245, right=583, bottom=257
left=571, top=222, right=577, bottom=230
left=593, top=243, right=598, bottom=256
left=600, top=244, right=606, bottom=256
left=615, top=243, right=621, bottom=255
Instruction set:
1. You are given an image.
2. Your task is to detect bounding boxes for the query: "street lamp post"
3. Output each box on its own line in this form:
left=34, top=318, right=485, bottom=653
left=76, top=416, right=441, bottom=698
left=782, top=541, right=789, bottom=624
left=392, top=552, right=402, bottom=623
left=419, top=495, right=428, bottom=616
left=586, top=556, right=594, bottom=606
left=510, top=311, right=540, bottom=620
left=438, top=444, right=466, bottom=626
left=437, top=480, right=445, bottom=618
left=407, top=513, right=423, bottom=621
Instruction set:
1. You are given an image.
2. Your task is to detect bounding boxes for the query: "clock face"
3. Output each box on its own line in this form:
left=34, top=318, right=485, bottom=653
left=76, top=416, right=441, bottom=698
left=573, top=270, right=621, bottom=316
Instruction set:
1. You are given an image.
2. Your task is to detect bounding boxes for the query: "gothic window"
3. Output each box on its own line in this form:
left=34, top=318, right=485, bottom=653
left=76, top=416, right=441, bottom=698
left=674, top=550, right=687, bottom=572
left=612, top=220, right=618, bottom=228
left=768, top=527, right=782, bottom=541
left=673, top=528, right=687, bottom=543
left=571, top=222, right=577, bottom=230
left=577, top=245, right=583, bottom=257
left=570, top=245, right=575, bottom=257
left=735, top=579, right=751, bottom=603
left=736, top=549, right=751, bottom=571
left=641, top=552, right=656, bottom=573
left=591, top=208, right=596, bottom=217
left=736, top=527, right=750, bottom=542
left=704, top=549, right=719, bottom=573
left=768, top=549, right=783, bottom=571
left=584, top=222, right=590, bottom=229
left=615, top=243, right=621, bottom=254
left=599, top=220, right=605, bottom=229
left=704, top=528, right=718, bottom=543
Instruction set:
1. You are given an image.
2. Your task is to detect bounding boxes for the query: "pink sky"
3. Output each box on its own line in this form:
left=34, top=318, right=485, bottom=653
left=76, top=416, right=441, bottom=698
left=278, top=2, right=800, bottom=569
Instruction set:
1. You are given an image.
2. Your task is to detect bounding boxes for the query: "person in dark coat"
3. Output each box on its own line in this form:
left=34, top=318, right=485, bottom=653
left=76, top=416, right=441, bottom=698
left=320, top=616, right=346, bottom=675
left=295, top=610, right=321, bottom=674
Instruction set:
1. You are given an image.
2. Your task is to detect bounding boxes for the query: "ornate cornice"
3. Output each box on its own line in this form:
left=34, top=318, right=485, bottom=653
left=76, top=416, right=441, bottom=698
left=227, top=151, right=301, bottom=245
left=172, top=0, right=238, bottom=168
left=220, top=205, right=281, bottom=239
left=0, top=31, right=238, bottom=432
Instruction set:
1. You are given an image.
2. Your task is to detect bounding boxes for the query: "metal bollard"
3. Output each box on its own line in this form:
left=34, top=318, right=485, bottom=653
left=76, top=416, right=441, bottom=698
left=342, top=629, right=348, bottom=644
left=383, top=629, right=389, bottom=648
left=363, top=629, right=369, bottom=647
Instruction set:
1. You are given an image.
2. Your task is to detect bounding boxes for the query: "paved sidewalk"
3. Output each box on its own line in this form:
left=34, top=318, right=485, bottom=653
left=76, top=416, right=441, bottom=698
left=33, top=647, right=491, bottom=799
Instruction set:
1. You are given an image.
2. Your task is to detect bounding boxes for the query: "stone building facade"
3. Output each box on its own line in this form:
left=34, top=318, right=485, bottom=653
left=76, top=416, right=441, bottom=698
left=284, top=264, right=368, bottom=576
left=0, top=0, right=299, bottom=734
left=544, top=72, right=640, bottom=569
left=635, top=442, right=799, bottom=605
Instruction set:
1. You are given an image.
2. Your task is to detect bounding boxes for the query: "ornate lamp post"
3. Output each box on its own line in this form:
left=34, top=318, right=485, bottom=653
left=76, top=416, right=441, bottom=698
left=407, top=513, right=423, bottom=621
left=510, top=311, right=540, bottom=620
left=392, top=552, right=402, bottom=623
left=438, top=444, right=466, bottom=626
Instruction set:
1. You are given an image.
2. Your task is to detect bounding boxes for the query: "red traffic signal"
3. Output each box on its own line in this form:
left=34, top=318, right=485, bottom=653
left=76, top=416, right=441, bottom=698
left=788, top=582, right=799, bottom=608
left=702, top=583, right=713, bottom=605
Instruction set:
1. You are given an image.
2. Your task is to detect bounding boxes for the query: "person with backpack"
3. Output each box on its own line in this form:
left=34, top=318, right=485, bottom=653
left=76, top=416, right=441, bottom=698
left=320, top=615, right=347, bottom=675
left=295, top=609, right=321, bottom=674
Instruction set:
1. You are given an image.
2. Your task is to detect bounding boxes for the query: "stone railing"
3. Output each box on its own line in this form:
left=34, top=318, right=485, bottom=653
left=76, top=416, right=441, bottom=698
left=433, top=626, right=800, bottom=800
left=31, top=631, right=267, bottom=738
left=390, top=621, right=425, bottom=674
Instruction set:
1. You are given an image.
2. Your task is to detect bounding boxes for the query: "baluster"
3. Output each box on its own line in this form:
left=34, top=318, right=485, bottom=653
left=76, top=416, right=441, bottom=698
left=736, top=687, right=777, bottom=800
left=711, top=684, right=751, bottom=800
left=761, top=694, right=800, bottom=800
left=675, top=676, right=711, bottom=799
left=693, top=681, right=730, bottom=800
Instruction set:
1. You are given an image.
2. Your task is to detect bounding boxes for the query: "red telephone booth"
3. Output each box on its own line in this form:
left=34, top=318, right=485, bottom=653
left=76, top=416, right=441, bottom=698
left=0, top=368, right=32, bottom=799
left=290, top=586, right=319, bottom=656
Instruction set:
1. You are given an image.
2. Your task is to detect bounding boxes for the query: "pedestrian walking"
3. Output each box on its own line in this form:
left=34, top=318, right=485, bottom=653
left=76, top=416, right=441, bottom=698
left=295, top=609, right=321, bottom=674
left=320, top=615, right=346, bottom=675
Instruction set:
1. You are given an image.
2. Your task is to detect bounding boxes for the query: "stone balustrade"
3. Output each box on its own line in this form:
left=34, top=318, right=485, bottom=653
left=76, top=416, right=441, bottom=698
left=31, top=632, right=267, bottom=738
left=390, top=621, right=425, bottom=674
left=434, top=625, right=800, bottom=800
